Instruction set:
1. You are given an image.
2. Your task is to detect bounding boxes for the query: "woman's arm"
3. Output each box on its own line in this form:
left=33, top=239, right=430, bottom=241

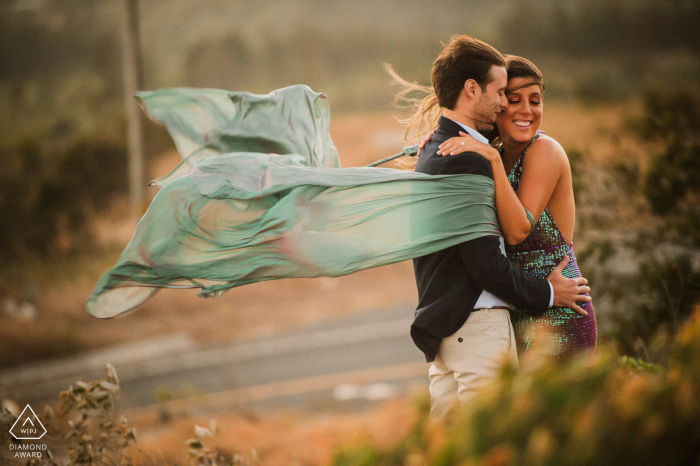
left=516, top=136, right=571, bottom=240
left=438, top=132, right=532, bottom=245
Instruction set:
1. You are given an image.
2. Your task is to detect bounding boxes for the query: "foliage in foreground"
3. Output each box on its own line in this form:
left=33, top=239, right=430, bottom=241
left=334, top=308, right=700, bottom=466
left=0, top=364, right=258, bottom=466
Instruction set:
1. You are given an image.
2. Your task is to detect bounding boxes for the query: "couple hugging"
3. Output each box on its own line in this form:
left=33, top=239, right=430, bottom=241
left=407, top=35, right=596, bottom=420
left=87, top=33, right=595, bottom=422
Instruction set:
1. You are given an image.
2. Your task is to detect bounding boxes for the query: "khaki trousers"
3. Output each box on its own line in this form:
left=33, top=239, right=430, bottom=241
left=428, top=308, right=518, bottom=421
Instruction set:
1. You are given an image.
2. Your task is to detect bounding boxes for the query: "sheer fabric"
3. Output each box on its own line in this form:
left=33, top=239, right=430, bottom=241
left=87, top=85, right=500, bottom=318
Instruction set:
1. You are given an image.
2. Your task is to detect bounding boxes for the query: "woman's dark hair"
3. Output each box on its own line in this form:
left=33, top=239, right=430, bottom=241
left=504, top=55, right=545, bottom=95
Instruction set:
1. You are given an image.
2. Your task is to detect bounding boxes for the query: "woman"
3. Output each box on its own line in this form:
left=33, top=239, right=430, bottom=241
left=426, top=56, right=597, bottom=359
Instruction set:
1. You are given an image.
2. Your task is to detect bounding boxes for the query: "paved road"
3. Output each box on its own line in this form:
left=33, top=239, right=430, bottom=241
left=2, top=304, right=428, bottom=411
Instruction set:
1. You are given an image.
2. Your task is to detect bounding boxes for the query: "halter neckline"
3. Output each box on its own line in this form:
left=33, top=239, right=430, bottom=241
left=500, top=133, right=540, bottom=176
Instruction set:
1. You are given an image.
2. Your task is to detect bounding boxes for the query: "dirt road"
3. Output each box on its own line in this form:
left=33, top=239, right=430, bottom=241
left=3, top=304, right=427, bottom=411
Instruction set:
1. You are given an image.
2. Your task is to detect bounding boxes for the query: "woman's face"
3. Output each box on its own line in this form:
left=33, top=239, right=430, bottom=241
left=496, top=77, right=543, bottom=145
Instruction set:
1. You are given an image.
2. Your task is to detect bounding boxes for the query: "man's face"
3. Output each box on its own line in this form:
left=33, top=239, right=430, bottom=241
left=471, top=65, right=508, bottom=132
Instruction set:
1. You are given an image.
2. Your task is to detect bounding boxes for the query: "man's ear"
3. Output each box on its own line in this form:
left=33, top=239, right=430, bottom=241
left=463, top=79, right=479, bottom=99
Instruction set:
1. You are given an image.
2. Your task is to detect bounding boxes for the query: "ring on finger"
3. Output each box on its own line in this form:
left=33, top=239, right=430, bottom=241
left=460, top=141, right=465, bottom=147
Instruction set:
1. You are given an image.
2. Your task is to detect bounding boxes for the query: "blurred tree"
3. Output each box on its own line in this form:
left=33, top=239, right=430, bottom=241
left=501, top=0, right=700, bottom=57
left=120, top=0, right=146, bottom=218
left=0, top=139, right=127, bottom=262
left=601, top=89, right=700, bottom=362
left=611, top=255, right=700, bottom=363
left=641, top=90, right=700, bottom=243
left=0, top=1, right=121, bottom=84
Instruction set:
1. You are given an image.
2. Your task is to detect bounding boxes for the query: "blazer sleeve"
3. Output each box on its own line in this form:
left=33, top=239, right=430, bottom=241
left=458, top=236, right=550, bottom=314
left=438, top=152, right=551, bottom=314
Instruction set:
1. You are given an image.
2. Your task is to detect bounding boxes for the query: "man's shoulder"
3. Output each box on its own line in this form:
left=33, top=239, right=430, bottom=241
left=416, top=147, right=493, bottom=178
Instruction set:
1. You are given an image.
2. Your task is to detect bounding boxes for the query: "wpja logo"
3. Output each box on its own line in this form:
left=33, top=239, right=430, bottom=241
left=7, top=404, right=48, bottom=459
left=9, top=405, right=46, bottom=440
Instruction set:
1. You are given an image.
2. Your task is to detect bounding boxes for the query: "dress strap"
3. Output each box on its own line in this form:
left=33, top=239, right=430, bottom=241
left=522, top=133, right=540, bottom=156
left=504, top=132, right=541, bottom=179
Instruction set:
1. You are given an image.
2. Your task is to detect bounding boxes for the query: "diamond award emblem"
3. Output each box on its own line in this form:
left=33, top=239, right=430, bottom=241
left=9, top=405, right=46, bottom=440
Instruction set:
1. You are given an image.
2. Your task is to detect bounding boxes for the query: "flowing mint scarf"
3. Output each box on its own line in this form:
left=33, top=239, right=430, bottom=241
left=87, top=85, right=500, bottom=318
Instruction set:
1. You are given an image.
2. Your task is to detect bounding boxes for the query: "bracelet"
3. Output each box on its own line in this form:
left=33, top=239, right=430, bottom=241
left=524, top=208, right=535, bottom=230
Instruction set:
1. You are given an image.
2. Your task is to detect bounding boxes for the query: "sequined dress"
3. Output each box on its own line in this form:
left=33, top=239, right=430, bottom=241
left=505, top=134, right=597, bottom=359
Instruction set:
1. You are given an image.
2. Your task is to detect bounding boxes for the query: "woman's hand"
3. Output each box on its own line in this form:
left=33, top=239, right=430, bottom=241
left=437, top=131, right=500, bottom=164
left=416, top=129, right=438, bottom=157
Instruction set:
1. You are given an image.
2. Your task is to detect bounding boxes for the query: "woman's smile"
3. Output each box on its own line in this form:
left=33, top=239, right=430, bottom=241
left=498, top=78, right=543, bottom=145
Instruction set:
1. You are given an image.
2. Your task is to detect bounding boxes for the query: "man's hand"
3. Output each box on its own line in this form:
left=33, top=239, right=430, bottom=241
left=546, top=256, right=591, bottom=315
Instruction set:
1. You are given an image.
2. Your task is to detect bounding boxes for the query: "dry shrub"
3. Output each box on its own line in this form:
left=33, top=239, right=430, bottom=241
left=0, top=365, right=258, bottom=466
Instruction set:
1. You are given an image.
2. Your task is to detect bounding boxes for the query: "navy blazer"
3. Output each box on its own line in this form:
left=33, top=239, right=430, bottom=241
left=411, top=116, right=550, bottom=362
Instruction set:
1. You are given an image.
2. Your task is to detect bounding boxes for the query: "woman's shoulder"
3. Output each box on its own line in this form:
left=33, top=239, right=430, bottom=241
left=525, top=134, right=569, bottom=167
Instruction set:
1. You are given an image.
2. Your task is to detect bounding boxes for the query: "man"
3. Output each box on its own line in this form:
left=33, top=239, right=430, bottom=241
left=411, top=35, right=591, bottom=420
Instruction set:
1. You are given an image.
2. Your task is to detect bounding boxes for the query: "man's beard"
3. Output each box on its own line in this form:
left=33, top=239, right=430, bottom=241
left=472, top=103, right=499, bottom=134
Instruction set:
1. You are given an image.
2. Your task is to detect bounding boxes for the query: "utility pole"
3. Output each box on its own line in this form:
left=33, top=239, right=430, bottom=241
left=121, top=0, right=145, bottom=219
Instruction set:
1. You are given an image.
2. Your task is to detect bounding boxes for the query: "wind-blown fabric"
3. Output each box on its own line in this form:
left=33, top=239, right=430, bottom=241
left=86, top=85, right=501, bottom=318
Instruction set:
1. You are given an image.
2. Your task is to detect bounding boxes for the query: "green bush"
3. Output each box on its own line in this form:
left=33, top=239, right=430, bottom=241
left=644, top=136, right=700, bottom=214
left=587, top=88, right=700, bottom=362
left=333, top=310, right=700, bottom=466
left=609, top=255, right=700, bottom=364
left=638, top=89, right=700, bottom=143
left=640, top=90, right=700, bottom=245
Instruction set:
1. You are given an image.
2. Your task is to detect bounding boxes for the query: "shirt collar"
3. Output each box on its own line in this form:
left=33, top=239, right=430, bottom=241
left=448, top=118, right=490, bottom=145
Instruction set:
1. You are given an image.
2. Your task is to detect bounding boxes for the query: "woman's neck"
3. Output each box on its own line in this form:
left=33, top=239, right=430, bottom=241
left=501, top=138, right=530, bottom=171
